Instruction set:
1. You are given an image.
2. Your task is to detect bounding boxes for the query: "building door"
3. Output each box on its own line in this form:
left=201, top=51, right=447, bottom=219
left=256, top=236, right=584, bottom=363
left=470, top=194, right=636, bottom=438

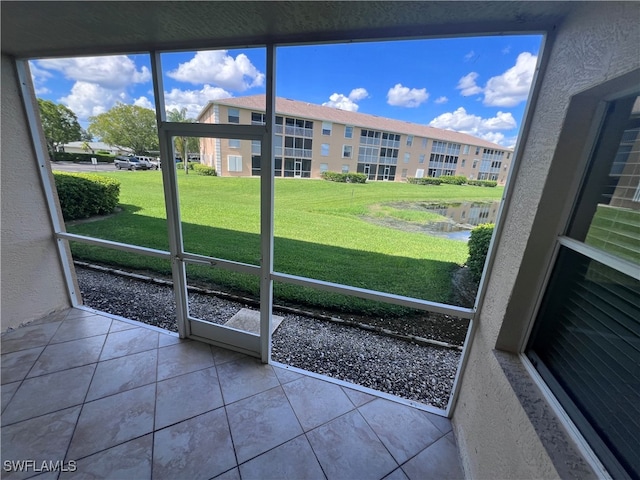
left=383, top=165, right=391, bottom=180
left=294, top=159, right=303, bottom=177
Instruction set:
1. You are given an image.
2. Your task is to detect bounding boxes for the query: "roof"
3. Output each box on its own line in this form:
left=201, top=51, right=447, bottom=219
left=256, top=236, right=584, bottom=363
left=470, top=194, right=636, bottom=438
left=200, top=95, right=511, bottom=151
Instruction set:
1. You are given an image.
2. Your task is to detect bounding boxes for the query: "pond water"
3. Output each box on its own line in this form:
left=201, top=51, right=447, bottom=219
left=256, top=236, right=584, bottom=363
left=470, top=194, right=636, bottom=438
left=420, top=201, right=502, bottom=241
left=366, top=201, right=502, bottom=242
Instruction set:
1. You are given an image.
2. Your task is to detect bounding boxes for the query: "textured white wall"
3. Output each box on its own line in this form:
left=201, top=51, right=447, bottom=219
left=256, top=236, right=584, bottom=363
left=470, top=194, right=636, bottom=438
left=1, top=55, right=71, bottom=330
left=453, top=3, right=640, bottom=479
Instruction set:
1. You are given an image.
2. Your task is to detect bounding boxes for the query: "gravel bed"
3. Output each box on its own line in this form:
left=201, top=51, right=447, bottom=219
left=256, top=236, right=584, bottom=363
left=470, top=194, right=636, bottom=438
left=76, top=265, right=463, bottom=409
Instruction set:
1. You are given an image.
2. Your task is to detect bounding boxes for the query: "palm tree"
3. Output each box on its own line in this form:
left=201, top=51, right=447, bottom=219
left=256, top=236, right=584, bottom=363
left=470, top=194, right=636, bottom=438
left=167, top=108, right=194, bottom=175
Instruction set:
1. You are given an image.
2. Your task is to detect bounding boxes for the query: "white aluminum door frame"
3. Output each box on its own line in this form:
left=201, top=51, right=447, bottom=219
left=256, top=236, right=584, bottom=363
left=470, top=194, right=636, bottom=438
left=150, top=48, right=276, bottom=360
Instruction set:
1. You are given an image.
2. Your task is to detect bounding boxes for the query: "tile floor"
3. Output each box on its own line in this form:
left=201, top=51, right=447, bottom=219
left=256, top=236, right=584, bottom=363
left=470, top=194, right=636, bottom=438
left=1, top=308, right=464, bottom=480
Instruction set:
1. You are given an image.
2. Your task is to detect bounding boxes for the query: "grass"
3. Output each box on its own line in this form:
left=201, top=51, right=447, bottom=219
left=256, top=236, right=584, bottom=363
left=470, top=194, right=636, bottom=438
left=67, top=170, right=503, bottom=315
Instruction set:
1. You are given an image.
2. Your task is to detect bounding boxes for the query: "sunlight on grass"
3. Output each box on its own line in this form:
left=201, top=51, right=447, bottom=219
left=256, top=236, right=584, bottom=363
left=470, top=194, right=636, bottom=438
left=66, top=171, right=503, bottom=307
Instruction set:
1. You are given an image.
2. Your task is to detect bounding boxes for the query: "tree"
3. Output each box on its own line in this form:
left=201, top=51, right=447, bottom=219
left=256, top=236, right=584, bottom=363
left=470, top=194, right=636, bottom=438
left=167, top=107, right=199, bottom=175
left=37, top=99, right=83, bottom=160
left=88, top=103, right=158, bottom=155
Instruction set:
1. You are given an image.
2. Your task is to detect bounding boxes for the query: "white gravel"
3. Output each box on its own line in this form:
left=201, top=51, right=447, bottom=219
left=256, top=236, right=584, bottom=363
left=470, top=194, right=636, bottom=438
left=76, top=265, right=463, bottom=409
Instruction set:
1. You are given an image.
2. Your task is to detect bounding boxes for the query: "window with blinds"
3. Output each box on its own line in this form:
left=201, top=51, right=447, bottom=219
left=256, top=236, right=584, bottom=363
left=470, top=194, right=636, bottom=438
left=527, top=95, right=639, bottom=480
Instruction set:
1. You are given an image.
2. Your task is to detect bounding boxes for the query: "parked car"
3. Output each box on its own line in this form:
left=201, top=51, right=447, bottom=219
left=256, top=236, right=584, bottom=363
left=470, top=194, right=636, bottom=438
left=114, top=156, right=148, bottom=170
left=135, top=156, right=158, bottom=170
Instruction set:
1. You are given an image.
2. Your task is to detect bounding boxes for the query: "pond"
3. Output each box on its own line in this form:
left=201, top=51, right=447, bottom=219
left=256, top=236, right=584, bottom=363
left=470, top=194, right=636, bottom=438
left=364, top=200, right=502, bottom=241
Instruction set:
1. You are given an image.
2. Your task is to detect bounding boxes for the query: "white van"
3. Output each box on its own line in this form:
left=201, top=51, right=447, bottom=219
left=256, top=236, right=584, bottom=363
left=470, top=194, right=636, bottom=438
left=134, top=156, right=159, bottom=170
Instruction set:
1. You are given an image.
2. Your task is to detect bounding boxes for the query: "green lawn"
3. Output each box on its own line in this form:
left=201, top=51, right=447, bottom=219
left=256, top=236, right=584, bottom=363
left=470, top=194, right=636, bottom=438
left=67, top=170, right=503, bottom=314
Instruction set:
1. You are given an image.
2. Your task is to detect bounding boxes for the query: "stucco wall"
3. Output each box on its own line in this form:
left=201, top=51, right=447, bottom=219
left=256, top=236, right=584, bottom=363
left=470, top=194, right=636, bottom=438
left=1, top=55, right=71, bottom=330
left=453, top=3, right=640, bottom=479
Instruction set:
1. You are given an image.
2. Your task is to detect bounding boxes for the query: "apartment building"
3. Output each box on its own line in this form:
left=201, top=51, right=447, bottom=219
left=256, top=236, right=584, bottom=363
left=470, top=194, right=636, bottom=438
left=197, top=95, right=513, bottom=183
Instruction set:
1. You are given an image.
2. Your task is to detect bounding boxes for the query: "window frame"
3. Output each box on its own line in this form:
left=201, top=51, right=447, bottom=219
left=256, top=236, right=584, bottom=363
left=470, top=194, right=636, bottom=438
left=490, top=69, right=640, bottom=480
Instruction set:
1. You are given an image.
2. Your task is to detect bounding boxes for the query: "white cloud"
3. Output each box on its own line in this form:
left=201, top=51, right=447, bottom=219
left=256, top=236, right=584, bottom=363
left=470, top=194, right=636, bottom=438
left=464, top=50, right=476, bottom=61
left=164, top=84, right=233, bottom=118
left=502, top=46, right=512, bottom=54
left=456, top=52, right=537, bottom=107
left=429, top=106, right=517, bottom=146
left=29, top=62, right=52, bottom=94
left=37, top=55, right=150, bottom=89
left=134, top=96, right=154, bottom=110
left=322, top=88, right=370, bottom=111
left=434, top=96, right=448, bottom=104
left=34, top=55, right=152, bottom=121
left=386, top=83, right=428, bottom=108
left=167, top=50, right=264, bottom=91
left=59, top=81, right=125, bottom=119
left=457, top=72, right=483, bottom=96
left=483, top=52, right=537, bottom=107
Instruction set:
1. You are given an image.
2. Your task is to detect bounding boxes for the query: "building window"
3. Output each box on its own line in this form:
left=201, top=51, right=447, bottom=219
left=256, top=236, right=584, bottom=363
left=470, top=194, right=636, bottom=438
left=228, top=108, right=240, bottom=124
left=401, top=168, right=408, bottom=179
left=419, top=154, right=425, bottom=164
left=507, top=152, right=511, bottom=159
left=321, top=143, right=329, bottom=156
left=403, top=153, right=410, bottom=163
left=342, top=164, right=349, bottom=174
left=415, top=169, right=425, bottom=178
left=342, top=145, right=352, bottom=158
left=422, top=138, right=428, bottom=149
left=228, top=155, right=242, bottom=172
left=345, top=126, right=353, bottom=138
left=475, top=146, right=480, bottom=155
left=526, top=94, right=640, bottom=480
left=251, top=140, right=261, bottom=155
left=251, top=155, right=261, bottom=175
left=463, top=145, right=470, bottom=155
left=229, top=139, right=241, bottom=149
left=322, top=121, right=332, bottom=135
left=320, top=163, right=329, bottom=173
left=461, top=159, right=466, bottom=167
left=472, top=160, right=478, bottom=168
left=406, top=135, right=413, bottom=147
left=251, top=112, right=265, bottom=125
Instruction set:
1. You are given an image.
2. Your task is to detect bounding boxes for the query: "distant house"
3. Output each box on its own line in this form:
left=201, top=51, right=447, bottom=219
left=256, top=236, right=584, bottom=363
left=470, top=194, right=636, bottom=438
left=57, top=141, right=132, bottom=155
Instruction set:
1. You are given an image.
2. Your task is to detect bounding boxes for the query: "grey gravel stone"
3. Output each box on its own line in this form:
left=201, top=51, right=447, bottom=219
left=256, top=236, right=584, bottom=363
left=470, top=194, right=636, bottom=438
left=76, top=266, right=463, bottom=410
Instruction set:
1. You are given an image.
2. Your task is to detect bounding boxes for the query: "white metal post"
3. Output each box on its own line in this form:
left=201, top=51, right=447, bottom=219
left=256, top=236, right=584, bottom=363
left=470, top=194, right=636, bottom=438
left=260, top=45, right=276, bottom=363
left=150, top=52, right=190, bottom=338
left=15, top=60, right=81, bottom=307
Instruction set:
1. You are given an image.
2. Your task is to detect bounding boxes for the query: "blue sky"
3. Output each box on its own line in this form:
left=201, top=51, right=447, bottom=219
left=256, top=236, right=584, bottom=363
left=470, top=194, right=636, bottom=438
left=31, top=35, right=542, bottom=148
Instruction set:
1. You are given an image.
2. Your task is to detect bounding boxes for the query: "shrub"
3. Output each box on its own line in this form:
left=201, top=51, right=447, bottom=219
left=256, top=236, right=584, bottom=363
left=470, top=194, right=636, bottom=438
left=192, top=163, right=217, bottom=176
left=321, top=171, right=367, bottom=183
left=466, top=223, right=494, bottom=283
left=467, top=179, right=498, bottom=187
left=406, top=177, right=442, bottom=185
left=52, top=152, right=115, bottom=163
left=54, top=173, right=120, bottom=220
left=438, top=175, right=467, bottom=185
left=175, top=161, right=195, bottom=171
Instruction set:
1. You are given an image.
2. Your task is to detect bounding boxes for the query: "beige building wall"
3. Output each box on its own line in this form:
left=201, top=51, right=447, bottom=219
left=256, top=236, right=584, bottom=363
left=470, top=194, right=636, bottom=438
left=452, top=3, right=640, bottom=479
left=203, top=103, right=512, bottom=183
left=1, top=56, right=72, bottom=331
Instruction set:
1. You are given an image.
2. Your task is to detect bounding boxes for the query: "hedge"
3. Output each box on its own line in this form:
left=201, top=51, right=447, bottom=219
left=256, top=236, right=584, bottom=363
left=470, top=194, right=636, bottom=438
left=407, top=176, right=497, bottom=187
left=437, top=175, right=467, bottom=185
left=320, top=171, right=367, bottom=183
left=192, top=163, right=217, bottom=176
left=54, top=173, right=120, bottom=220
left=175, top=161, right=195, bottom=171
left=467, top=223, right=495, bottom=282
left=406, top=177, right=442, bottom=185
left=466, top=179, right=498, bottom=187
left=52, top=152, right=115, bottom=163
